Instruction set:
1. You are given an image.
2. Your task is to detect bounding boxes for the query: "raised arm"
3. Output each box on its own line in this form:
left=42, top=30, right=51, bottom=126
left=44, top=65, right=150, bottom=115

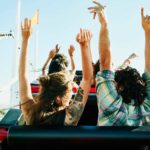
left=64, top=29, right=93, bottom=126
left=42, top=49, right=56, bottom=75
left=141, top=8, right=150, bottom=71
left=42, top=47, right=58, bottom=75
left=89, top=1, right=111, bottom=71
left=99, top=10, right=111, bottom=71
left=76, top=29, right=93, bottom=107
left=117, top=53, right=138, bottom=70
left=68, top=44, right=75, bottom=80
left=19, top=18, right=33, bottom=122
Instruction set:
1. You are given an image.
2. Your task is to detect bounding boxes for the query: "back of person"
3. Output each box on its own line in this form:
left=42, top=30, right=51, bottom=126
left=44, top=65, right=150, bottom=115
left=19, top=17, right=93, bottom=126
left=89, top=1, right=150, bottom=126
left=96, top=67, right=150, bottom=126
left=29, top=106, right=66, bottom=126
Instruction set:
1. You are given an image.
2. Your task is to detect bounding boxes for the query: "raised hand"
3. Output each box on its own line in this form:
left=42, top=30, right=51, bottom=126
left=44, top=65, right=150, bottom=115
left=142, top=8, right=150, bottom=71
left=117, top=53, right=139, bottom=70
left=98, top=10, right=107, bottom=28
left=48, top=44, right=60, bottom=59
left=88, top=1, right=106, bottom=19
left=141, top=8, right=150, bottom=32
left=21, top=18, right=31, bottom=41
left=68, top=45, right=75, bottom=56
left=48, top=49, right=57, bottom=59
left=76, top=29, right=92, bottom=47
left=128, top=53, right=138, bottom=60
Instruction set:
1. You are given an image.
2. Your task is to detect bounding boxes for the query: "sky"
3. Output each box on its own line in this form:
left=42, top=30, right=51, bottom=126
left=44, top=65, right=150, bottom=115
left=0, top=0, right=150, bottom=108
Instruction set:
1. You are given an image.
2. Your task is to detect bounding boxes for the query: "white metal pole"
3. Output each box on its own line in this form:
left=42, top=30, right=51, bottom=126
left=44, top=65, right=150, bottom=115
left=10, top=0, right=21, bottom=106
left=15, top=0, right=21, bottom=77
left=34, top=29, right=39, bottom=79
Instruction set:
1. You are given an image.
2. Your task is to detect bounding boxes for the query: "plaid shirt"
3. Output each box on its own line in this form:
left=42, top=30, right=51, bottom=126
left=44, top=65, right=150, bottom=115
left=96, top=70, right=150, bottom=126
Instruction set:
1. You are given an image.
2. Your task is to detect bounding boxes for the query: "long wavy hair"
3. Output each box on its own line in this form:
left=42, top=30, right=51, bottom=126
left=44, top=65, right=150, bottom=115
left=37, top=71, right=69, bottom=112
left=115, top=66, right=146, bottom=106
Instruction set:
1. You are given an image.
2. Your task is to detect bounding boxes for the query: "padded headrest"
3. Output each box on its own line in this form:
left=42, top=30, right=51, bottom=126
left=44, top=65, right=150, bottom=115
left=7, top=125, right=150, bottom=149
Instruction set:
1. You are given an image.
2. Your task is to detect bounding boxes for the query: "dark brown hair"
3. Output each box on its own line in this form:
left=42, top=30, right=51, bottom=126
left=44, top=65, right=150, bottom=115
left=48, top=54, right=69, bottom=74
left=93, top=60, right=100, bottom=78
left=115, top=67, right=146, bottom=106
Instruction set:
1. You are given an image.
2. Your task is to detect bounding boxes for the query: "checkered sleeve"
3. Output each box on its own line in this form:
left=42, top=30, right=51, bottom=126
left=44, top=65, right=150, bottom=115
left=96, top=70, right=123, bottom=115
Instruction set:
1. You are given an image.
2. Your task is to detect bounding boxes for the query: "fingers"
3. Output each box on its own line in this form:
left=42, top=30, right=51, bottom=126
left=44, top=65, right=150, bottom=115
left=28, top=19, right=31, bottom=29
left=55, top=44, right=58, bottom=51
left=76, top=33, right=80, bottom=42
left=55, top=44, right=60, bottom=53
left=84, top=31, right=88, bottom=42
left=141, top=8, right=150, bottom=31
left=88, top=9, right=97, bottom=19
left=88, top=7, right=94, bottom=10
left=80, top=28, right=84, bottom=41
left=68, top=45, right=75, bottom=51
left=22, top=18, right=31, bottom=30
left=93, top=0, right=102, bottom=7
left=21, top=22, right=23, bottom=30
left=24, top=18, right=27, bottom=29
left=93, top=12, right=96, bottom=19
left=145, top=15, right=150, bottom=22
left=141, top=7, right=144, bottom=19
left=78, top=28, right=83, bottom=43
left=68, top=45, right=75, bottom=56
left=93, top=0, right=105, bottom=9
left=76, top=28, right=92, bottom=44
left=81, top=28, right=87, bottom=42
left=89, top=10, right=95, bottom=13
left=25, top=18, right=30, bottom=29
left=86, top=31, right=89, bottom=40
left=88, top=1, right=106, bottom=20
left=21, top=17, right=32, bottom=40
left=76, top=29, right=83, bottom=43
left=86, top=30, right=92, bottom=41
left=56, top=44, right=59, bottom=49
left=70, top=45, right=75, bottom=50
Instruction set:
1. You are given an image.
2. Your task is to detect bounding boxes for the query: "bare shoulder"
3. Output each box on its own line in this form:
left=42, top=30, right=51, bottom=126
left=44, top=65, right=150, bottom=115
left=20, top=99, right=35, bottom=124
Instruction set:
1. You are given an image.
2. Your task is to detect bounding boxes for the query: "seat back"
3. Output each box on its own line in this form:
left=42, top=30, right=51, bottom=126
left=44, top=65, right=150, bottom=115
left=0, top=109, right=22, bottom=126
left=7, top=126, right=150, bottom=150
